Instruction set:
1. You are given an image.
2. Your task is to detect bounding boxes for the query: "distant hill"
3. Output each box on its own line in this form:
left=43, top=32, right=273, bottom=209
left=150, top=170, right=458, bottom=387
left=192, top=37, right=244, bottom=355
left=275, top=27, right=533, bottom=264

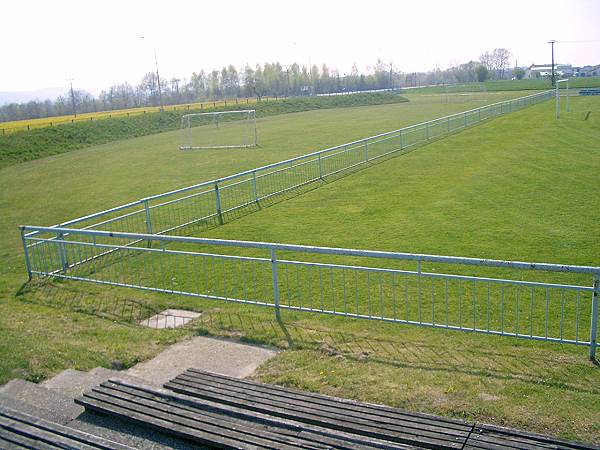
left=0, top=87, right=67, bottom=105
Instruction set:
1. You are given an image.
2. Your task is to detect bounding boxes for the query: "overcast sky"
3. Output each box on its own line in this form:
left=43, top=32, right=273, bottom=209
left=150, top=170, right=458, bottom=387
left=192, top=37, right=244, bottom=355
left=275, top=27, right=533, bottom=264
left=2, top=0, right=599, bottom=95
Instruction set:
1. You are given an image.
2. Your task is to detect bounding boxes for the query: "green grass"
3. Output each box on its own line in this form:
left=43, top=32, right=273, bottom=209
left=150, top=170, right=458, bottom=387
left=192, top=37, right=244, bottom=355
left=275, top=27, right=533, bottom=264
left=0, top=92, right=408, bottom=169
left=1, top=91, right=599, bottom=443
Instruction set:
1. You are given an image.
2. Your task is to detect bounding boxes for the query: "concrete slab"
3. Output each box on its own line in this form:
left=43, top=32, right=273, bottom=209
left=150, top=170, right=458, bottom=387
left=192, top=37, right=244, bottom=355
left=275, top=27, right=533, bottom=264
left=126, top=336, right=277, bottom=384
left=0, top=379, right=83, bottom=423
left=140, top=309, right=201, bottom=329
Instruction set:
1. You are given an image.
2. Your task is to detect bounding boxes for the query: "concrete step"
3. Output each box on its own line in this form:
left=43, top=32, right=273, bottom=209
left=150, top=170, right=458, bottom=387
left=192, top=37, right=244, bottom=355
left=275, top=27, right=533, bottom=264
left=42, top=367, right=157, bottom=401
left=0, top=378, right=83, bottom=423
left=1, top=375, right=194, bottom=449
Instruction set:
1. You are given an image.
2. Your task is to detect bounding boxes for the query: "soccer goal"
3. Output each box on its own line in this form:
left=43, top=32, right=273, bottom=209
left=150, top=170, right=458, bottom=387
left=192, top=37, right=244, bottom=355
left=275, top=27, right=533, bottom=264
left=444, top=83, right=487, bottom=103
left=179, top=110, right=258, bottom=150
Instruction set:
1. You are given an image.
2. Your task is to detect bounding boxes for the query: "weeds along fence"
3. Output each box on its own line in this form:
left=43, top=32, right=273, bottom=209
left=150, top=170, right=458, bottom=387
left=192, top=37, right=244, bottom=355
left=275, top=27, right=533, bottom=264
left=22, top=89, right=599, bottom=358
left=20, top=227, right=600, bottom=359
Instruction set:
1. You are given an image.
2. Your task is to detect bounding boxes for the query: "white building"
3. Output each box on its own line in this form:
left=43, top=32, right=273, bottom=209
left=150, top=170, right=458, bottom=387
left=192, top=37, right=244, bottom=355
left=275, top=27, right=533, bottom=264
left=526, top=64, right=573, bottom=79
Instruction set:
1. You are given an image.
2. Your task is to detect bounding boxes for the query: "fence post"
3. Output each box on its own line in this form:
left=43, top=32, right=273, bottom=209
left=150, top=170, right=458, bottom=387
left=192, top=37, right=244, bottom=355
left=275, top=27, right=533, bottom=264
left=318, top=153, right=323, bottom=179
left=447, top=117, right=451, bottom=133
left=57, top=232, right=68, bottom=272
left=20, top=227, right=32, bottom=280
left=214, top=182, right=224, bottom=225
left=590, top=275, right=599, bottom=361
left=400, top=130, right=404, bottom=149
left=252, top=171, right=259, bottom=205
left=463, top=112, right=467, bottom=128
left=426, top=123, right=430, bottom=140
left=365, top=142, right=369, bottom=162
left=271, top=248, right=281, bottom=322
left=143, top=200, right=153, bottom=234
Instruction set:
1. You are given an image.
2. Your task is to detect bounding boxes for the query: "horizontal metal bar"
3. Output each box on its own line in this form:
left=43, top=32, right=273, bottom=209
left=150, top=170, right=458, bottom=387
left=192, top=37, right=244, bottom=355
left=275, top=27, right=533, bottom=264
left=22, top=225, right=600, bottom=275
left=278, top=259, right=594, bottom=291
left=181, top=109, right=255, bottom=118
left=149, top=187, right=214, bottom=209
left=26, top=199, right=145, bottom=237
left=36, top=235, right=592, bottom=291
left=44, top=237, right=271, bottom=262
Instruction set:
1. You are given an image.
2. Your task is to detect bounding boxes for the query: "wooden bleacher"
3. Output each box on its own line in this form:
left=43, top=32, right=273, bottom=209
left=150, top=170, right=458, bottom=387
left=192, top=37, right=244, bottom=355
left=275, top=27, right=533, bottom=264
left=73, top=369, right=599, bottom=450
left=0, top=405, right=132, bottom=449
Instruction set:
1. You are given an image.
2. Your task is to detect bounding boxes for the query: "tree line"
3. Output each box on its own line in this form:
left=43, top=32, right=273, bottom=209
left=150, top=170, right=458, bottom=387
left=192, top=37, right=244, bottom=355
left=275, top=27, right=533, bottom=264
left=1, top=49, right=517, bottom=122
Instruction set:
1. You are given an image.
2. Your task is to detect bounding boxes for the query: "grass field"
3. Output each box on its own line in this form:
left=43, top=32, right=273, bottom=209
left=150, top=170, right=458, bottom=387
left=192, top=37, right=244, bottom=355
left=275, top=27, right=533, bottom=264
left=0, top=92, right=410, bottom=169
left=1, top=91, right=599, bottom=443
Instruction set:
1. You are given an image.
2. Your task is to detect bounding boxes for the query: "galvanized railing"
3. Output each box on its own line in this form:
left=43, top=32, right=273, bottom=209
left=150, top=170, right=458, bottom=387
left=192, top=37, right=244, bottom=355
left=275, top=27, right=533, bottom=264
left=24, top=90, right=554, bottom=244
left=21, top=226, right=599, bottom=359
left=24, top=89, right=593, bottom=357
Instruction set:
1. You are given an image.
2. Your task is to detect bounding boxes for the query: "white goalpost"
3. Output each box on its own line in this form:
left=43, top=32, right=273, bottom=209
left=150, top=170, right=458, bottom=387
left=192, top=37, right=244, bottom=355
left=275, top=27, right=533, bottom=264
left=179, top=110, right=258, bottom=150
left=555, top=78, right=570, bottom=119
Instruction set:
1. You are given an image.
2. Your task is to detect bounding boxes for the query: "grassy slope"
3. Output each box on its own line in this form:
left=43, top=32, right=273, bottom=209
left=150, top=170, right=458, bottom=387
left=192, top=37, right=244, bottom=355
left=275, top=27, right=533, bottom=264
left=1, top=92, right=598, bottom=442
left=0, top=93, right=407, bottom=169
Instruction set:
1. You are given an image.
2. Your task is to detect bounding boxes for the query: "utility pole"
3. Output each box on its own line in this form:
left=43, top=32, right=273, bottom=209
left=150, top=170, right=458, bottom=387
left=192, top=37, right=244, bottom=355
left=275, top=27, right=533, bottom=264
left=68, top=78, right=77, bottom=118
left=283, top=64, right=291, bottom=97
left=141, top=37, right=164, bottom=110
left=548, top=40, right=557, bottom=87
left=154, top=48, right=164, bottom=111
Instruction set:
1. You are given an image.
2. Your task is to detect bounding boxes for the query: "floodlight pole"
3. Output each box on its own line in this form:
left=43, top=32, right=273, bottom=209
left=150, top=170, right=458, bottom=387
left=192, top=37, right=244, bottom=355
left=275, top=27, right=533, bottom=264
left=548, top=40, right=557, bottom=87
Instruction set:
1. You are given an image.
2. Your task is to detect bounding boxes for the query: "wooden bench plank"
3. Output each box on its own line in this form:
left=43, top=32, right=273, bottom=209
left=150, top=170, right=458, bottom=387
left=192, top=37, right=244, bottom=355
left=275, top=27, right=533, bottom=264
left=79, top=394, right=265, bottom=450
left=0, top=406, right=132, bottom=450
left=112, top=379, right=416, bottom=449
left=464, top=424, right=599, bottom=450
left=0, top=427, right=59, bottom=450
left=96, top=379, right=413, bottom=450
left=184, top=368, right=470, bottom=431
left=166, top=377, right=464, bottom=449
left=170, top=371, right=469, bottom=434
left=78, top=382, right=330, bottom=450
left=170, top=371, right=469, bottom=435
left=165, top=369, right=469, bottom=449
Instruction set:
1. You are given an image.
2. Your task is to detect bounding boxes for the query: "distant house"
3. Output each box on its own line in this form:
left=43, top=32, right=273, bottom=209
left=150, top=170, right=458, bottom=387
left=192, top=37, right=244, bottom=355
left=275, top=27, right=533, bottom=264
left=526, top=64, right=573, bottom=79
left=578, top=64, right=600, bottom=77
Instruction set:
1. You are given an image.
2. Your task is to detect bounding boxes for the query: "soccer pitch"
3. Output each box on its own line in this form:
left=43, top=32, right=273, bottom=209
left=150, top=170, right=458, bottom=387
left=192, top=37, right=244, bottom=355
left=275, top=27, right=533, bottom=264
left=1, top=92, right=599, bottom=443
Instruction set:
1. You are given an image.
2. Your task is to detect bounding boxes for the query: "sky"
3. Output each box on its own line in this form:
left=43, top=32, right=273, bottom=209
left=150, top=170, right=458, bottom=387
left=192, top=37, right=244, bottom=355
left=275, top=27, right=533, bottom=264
left=1, top=0, right=599, bottom=95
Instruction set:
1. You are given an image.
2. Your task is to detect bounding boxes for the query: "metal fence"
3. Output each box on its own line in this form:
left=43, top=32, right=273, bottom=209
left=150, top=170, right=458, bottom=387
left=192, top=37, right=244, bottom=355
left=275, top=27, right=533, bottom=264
left=22, top=89, right=596, bottom=357
left=20, top=226, right=600, bottom=359
left=23, top=90, right=555, bottom=245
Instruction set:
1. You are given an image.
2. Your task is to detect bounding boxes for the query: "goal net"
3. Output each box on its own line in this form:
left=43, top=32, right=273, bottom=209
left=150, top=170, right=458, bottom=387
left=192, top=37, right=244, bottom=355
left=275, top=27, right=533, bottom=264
left=179, top=110, right=257, bottom=150
left=444, top=83, right=487, bottom=103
